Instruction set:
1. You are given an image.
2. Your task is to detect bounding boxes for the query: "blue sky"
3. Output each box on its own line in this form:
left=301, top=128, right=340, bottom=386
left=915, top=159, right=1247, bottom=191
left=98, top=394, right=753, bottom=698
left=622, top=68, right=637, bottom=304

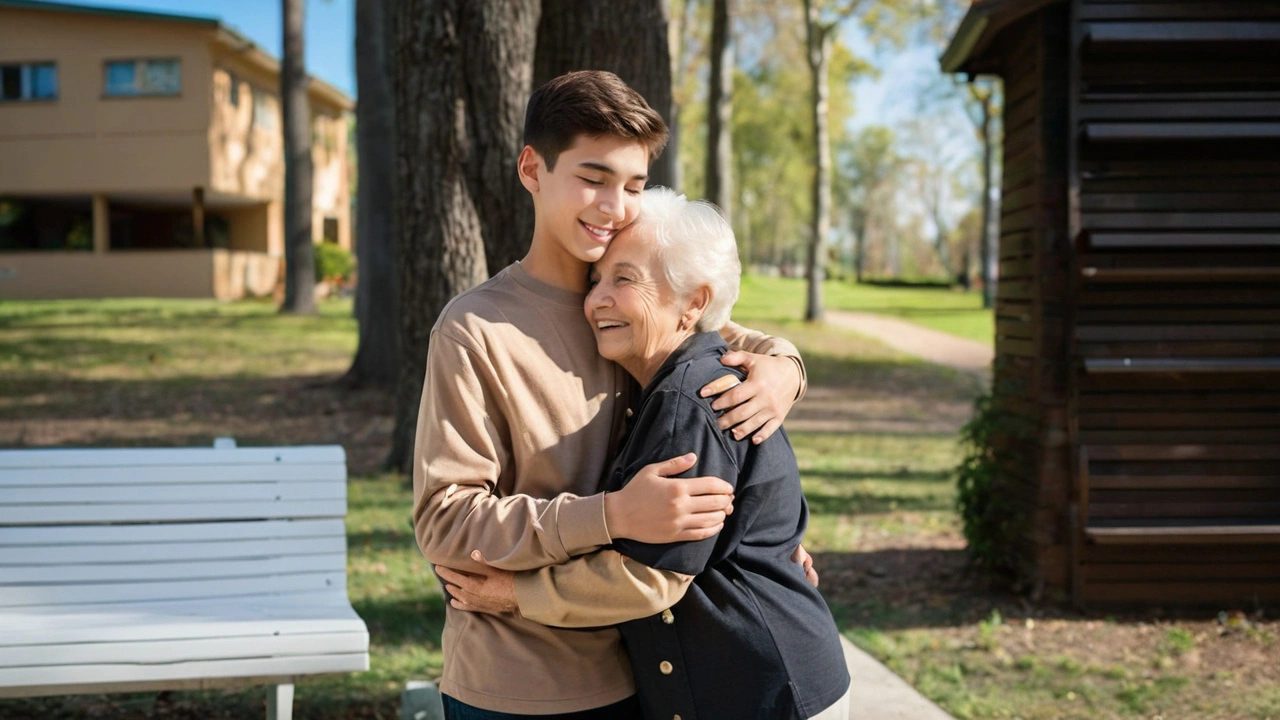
left=70, top=0, right=357, bottom=96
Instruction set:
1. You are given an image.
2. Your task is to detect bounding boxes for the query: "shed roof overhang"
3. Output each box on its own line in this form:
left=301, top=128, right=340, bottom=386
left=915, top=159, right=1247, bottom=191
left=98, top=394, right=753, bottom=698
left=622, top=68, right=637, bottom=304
left=941, top=0, right=1065, bottom=77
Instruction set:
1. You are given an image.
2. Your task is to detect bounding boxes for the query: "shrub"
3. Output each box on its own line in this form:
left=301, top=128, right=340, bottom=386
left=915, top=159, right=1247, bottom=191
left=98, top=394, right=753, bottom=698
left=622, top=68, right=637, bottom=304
left=954, top=391, right=1029, bottom=583
left=314, top=243, right=355, bottom=284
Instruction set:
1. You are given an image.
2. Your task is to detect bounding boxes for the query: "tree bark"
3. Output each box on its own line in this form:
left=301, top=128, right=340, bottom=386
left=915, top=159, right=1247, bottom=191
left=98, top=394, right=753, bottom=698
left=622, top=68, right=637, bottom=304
left=387, top=0, right=539, bottom=473
left=803, top=1, right=832, bottom=323
left=534, top=0, right=675, bottom=189
left=705, top=0, right=733, bottom=218
left=343, top=0, right=398, bottom=387
left=280, top=0, right=316, bottom=314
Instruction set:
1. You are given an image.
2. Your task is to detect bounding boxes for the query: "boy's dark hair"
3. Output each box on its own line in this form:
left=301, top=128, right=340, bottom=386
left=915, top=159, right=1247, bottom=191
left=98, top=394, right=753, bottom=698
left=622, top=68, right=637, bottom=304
left=523, top=70, right=669, bottom=171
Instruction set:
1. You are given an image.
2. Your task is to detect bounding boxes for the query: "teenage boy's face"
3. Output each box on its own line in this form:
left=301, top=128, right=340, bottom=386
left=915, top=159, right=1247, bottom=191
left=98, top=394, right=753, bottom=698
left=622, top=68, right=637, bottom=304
left=535, top=134, right=649, bottom=264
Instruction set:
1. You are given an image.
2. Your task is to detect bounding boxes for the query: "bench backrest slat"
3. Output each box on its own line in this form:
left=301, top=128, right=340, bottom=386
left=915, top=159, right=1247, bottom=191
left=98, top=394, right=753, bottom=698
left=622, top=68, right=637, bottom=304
left=0, top=445, right=353, bottom=611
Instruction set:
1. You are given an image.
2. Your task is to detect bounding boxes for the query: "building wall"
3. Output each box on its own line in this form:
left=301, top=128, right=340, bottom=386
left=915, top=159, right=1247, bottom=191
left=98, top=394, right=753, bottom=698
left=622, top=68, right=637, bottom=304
left=209, top=44, right=352, bottom=253
left=0, top=6, right=213, bottom=195
left=989, top=7, right=1073, bottom=600
left=0, top=250, right=215, bottom=298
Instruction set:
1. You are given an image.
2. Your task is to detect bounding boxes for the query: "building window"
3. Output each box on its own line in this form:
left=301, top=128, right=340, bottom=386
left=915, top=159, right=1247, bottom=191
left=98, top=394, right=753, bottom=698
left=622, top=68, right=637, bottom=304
left=0, top=62, right=58, bottom=102
left=253, top=89, right=277, bottom=131
left=228, top=72, right=241, bottom=107
left=104, top=59, right=181, bottom=97
left=323, top=217, right=339, bottom=244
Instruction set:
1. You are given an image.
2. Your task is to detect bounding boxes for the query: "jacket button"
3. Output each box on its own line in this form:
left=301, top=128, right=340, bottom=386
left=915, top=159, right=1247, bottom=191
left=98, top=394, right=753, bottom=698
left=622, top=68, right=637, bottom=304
left=659, top=660, right=673, bottom=675
left=625, top=408, right=634, bottom=417
left=661, top=609, right=674, bottom=624
left=673, top=716, right=682, bottom=720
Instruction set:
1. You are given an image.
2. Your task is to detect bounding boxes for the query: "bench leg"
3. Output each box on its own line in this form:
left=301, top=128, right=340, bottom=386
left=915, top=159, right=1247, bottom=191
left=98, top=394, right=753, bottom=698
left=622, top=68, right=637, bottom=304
left=267, top=683, right=294, bottom=720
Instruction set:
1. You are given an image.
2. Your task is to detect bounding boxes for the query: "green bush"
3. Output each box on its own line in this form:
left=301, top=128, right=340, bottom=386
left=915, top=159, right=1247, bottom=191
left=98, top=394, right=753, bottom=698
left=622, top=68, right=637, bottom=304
left=314, top=242, right=355, bottom=284
left=954, top=391, right=1028, bottom=583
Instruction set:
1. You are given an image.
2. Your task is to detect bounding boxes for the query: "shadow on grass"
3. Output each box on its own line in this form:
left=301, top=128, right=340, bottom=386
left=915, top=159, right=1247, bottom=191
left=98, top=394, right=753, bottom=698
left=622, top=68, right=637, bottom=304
left=804, top=475, right=953, bottom=515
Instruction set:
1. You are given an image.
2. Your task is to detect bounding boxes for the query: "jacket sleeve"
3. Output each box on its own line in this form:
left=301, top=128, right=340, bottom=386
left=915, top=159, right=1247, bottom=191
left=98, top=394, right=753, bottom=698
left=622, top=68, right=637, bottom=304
left=513, top=550, right=694, bottom=628
left=719, top=321, right=808, bottom=400
left=411, top=327, right=612, bottom=574
left=609, top=388, right=746, bottom=575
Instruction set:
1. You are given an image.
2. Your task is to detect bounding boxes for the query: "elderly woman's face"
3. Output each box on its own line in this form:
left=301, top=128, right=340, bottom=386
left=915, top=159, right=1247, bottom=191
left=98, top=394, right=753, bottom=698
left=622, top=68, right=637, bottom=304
left=585, top=227, right=691, bottom=385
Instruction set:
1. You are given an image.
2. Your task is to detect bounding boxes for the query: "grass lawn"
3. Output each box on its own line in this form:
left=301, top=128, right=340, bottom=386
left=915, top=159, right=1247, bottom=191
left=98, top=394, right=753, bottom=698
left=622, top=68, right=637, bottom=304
left=736, top=275, right=994, bottom=344
left=2, top=284, right=1276, bottom=720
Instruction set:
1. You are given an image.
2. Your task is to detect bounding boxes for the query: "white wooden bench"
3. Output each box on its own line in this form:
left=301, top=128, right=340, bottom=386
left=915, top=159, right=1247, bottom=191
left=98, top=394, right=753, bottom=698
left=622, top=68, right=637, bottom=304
left=0, top=441, right=369, bottom=719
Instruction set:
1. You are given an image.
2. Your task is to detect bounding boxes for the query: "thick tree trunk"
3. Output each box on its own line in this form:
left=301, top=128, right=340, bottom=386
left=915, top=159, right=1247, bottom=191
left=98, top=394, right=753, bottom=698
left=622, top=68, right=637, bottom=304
left=387, top=0, right=539, bottom=473
left=280, top=0, right=316, bottom=314
left=705, top=0, right=733, bottom=218
left=979, top=89, right=996, bottom=309
left=534, top=0, right=675, bottom=189
left=803, top=5, right=831, bottom=322
left=343, top=0, right=398, bottom=387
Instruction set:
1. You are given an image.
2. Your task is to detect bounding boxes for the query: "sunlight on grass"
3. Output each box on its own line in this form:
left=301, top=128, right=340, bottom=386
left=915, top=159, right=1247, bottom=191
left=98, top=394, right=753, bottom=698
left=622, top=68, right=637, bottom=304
left=734, top=275, right=994, bottom=344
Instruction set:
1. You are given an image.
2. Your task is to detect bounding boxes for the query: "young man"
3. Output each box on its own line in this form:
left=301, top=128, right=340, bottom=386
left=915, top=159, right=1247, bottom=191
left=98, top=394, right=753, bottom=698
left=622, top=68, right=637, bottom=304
left=412, top=71, right=807, bottom=719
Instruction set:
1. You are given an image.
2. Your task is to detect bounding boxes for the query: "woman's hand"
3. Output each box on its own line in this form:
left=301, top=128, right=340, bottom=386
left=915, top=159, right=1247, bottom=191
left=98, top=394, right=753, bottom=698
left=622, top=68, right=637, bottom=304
left=436, top=551, right=519, bottom=616
left=792, top=544, right=819, bottom=588
left=700, top=352, right=802, bottom=444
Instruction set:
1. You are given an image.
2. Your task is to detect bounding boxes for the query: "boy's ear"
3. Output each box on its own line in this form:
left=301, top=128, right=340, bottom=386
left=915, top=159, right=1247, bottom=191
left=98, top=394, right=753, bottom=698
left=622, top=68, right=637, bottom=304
left=517, top=145, right=542, bottom=193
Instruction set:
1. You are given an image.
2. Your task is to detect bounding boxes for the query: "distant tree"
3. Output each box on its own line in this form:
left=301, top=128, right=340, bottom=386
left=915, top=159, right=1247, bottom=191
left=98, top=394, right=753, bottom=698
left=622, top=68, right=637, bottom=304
left=705, top=0, right=733, bottom=217
left=534, top=1, right=675, bottom=189
left=280, top=0, right=316, bottom=314
left=388, top=0, right=539, bottom=473
left=342, top=0, right=398, bottom=387
left=964, top=80, right=1001, bottom=308
left=836, top=125, right=899, bottom=283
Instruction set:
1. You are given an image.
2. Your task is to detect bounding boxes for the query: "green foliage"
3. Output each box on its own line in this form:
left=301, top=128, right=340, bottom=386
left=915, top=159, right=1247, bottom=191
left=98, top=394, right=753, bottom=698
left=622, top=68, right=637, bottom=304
left=314, top=242, right=355, bottom=283
left=954, top=391, right=1028, bottom=581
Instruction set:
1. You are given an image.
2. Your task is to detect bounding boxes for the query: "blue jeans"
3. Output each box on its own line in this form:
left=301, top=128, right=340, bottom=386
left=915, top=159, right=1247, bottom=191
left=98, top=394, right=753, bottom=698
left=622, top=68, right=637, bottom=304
left=441, top=694, right=643, bottom=720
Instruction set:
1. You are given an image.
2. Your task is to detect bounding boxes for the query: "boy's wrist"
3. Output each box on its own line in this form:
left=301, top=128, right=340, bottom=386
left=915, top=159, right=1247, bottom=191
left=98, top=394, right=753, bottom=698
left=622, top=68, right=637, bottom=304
left=603, top=491, right=629, bottom=541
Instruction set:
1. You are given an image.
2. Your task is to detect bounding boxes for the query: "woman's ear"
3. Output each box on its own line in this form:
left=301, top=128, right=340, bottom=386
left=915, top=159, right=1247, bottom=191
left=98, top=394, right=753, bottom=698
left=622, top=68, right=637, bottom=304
left=517, top=145, right=542, bottom=193
left=683, top=286, right=711, bottom=329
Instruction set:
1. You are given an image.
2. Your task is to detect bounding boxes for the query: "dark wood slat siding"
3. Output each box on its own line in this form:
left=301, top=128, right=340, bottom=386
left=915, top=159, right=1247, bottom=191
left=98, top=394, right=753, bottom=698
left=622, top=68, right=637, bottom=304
left=1069, top=0, right=1280, bottom=606
left=987, top=7, right=1075, bottom=597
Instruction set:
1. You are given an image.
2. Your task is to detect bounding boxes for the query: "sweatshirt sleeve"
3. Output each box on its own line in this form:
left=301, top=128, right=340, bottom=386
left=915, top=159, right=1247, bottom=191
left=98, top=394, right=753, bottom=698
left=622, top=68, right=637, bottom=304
left=513, top=550, right=693, bottom=628
left=512, top=388, right=750, bottom=629
left=718, top=320, right=808, bottom=400
left=411, top=327, right=612, bottom=574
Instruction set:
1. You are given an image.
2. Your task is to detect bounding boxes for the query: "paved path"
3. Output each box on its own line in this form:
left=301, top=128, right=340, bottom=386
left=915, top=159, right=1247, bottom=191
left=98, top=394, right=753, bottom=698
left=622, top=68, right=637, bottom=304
left=825, top=310, right=994, bottom=377
left=842, top=636, right=954, bottom=719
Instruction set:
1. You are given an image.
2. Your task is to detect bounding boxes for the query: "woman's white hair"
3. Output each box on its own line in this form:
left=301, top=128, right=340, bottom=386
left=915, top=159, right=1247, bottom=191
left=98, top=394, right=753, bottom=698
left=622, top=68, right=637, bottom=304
left=633, top=186, right=741, bottom=332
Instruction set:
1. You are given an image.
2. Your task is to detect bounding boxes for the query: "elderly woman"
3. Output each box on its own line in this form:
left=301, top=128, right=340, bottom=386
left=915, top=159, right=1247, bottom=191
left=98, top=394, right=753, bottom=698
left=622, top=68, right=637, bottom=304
left=440, top=188, right=851, bottom=720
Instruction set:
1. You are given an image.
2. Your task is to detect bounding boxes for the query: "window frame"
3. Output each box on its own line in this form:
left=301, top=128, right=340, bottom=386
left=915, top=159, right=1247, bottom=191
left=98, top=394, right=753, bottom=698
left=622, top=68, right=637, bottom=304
left=102, top=58, right=183, bottom=98
left=0, top=61, right=59, bottom=103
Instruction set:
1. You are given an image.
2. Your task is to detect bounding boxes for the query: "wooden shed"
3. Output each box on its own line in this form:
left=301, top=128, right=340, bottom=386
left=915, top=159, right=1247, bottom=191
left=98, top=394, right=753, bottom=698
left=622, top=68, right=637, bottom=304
left=941, top=0, right=1280, bottom=605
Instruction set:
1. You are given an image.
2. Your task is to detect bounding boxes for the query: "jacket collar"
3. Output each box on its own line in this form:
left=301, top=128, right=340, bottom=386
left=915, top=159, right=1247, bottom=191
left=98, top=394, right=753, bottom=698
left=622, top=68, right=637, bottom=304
left=642, top=331, right=727, bottom=395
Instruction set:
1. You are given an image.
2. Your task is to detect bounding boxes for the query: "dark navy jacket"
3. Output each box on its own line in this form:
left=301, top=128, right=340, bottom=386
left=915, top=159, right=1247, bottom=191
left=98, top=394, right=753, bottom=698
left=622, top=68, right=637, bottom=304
left=609, top=332, right=850, bottom=720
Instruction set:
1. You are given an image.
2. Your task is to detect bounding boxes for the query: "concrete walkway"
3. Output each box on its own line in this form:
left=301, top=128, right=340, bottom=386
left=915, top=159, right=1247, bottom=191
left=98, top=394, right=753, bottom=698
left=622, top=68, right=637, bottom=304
left=842, top=636, right=954, bottom=719
left=825, top=310, right=993, bottom=378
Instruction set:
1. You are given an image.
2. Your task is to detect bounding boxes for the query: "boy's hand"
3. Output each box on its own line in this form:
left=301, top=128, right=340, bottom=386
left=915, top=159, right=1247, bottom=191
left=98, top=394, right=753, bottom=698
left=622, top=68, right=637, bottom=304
left=792, top=544, right=819, bottom=588
left=701, top=351, right=802, bottom=444
left=438, top=551, right=519, bottom=616
left=604, top=453, right=734, bottom=544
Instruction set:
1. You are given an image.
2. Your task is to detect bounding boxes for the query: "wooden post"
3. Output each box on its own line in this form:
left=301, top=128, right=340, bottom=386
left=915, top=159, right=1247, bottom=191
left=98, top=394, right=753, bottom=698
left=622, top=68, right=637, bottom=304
left=193, top=186, right=206, bottom=248
left=92, top=194, right=109, bottom=253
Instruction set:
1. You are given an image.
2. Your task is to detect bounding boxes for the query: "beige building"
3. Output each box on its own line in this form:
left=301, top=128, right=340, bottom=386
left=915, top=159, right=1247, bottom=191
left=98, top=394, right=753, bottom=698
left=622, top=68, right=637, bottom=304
left=0, top=0, right=353, bottom=300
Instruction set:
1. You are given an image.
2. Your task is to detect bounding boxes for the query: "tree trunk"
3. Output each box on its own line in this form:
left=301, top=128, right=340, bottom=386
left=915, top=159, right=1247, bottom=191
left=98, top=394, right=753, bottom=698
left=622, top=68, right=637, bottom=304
left=705, top=0, right=733, bottom=218
left=534, top=0, right=675, bottom=189
left=387, top=0, right=539, bottom=473
left=342, top=0, right=399, bottom=387
left=979, top=86, right=996, bottom=309
left=280, top=0, right=316, bottom=314
left=803, top=4, right=831, bottom=323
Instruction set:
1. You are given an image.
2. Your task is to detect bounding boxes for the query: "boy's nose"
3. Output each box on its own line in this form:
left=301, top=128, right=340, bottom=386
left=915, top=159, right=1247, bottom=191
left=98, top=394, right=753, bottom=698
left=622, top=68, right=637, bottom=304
left=597, top=187, right=626, bottom=222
